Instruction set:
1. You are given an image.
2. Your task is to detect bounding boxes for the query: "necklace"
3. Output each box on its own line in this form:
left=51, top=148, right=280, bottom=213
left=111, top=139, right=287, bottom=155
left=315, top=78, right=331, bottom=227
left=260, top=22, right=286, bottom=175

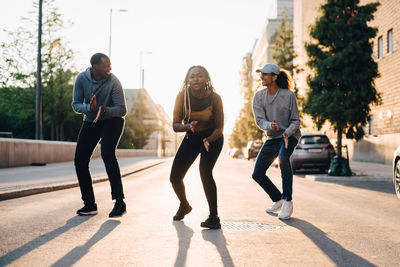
left=267, top=88, right=280, bottom=104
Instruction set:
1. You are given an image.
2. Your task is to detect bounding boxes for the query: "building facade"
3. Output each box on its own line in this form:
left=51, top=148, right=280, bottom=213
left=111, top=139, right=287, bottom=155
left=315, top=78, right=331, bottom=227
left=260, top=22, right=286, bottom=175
left=293, top=0, right=400, bottom=164
left=124, top=88, right=178, bottom=157
left=251, top=0, right=294, bottom=91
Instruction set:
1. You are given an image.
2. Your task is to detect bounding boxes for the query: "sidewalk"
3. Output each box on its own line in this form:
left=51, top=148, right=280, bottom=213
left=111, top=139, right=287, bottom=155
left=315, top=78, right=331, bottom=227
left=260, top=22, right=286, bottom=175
left=304, top=160, right=393, bottom=183
left=0, top=158, right=392, bottom=201
left=0, top=156, right=168, bottom=201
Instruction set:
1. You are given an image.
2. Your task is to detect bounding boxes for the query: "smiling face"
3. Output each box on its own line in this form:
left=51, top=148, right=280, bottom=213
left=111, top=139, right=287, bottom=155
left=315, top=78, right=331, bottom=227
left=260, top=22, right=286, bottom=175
left=188, top=67, right=209, bottom=91
left=260, top=72, right=277, bottom=87
left=93, top=57, right=112, bottom=80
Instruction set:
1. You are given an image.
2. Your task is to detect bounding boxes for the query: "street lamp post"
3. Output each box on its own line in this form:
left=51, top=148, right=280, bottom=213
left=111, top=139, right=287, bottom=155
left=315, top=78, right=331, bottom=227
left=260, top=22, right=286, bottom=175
left=139, top=51, right=152, bottom=89
left=35, top=0, right=43, bottom=140
left=109, top=8, right=128, bottom=58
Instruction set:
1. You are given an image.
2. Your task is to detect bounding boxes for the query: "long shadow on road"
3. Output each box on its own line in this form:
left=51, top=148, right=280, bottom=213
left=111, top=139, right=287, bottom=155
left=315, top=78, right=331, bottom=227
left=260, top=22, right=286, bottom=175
left=283, top=218, right=377, bottom=266
left=172, top=221, right=194, bottom=267
left=201, top=229, right=234, bottom=267
left=51, top=219, right=120, bottom=266
left=0, top=216, right=93, bottom=266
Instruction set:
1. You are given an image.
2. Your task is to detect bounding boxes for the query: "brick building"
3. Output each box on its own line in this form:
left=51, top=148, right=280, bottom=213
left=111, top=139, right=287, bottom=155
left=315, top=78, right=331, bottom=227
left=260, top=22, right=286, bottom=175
left=293, top=0, right=400, bottom=164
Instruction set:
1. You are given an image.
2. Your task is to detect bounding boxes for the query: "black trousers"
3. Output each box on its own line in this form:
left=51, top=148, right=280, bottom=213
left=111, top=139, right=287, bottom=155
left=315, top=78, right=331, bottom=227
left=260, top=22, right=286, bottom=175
left=74, top=117, right=125, bottom=205
left=170, top=130, right=223, bottom=216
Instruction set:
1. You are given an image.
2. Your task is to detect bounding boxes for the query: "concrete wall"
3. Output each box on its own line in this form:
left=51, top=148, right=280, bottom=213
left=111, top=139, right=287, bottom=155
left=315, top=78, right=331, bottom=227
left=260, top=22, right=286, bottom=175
left=0, top=138, right=157, bottom=168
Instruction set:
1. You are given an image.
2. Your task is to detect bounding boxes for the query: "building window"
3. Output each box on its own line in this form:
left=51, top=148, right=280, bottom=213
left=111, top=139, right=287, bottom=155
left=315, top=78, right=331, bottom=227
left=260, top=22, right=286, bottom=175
left=387, top=29, right=393, bottom=53
left=371, top=41, right=374, bottom=59
left=378, top=36, right=383, bottom=59
left=369, top=115, right=374, bottom=135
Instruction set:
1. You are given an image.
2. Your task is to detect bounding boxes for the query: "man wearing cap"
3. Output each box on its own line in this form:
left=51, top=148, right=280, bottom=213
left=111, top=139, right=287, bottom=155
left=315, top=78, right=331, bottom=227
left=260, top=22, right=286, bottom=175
left=251, top=63, right=301, bottom=220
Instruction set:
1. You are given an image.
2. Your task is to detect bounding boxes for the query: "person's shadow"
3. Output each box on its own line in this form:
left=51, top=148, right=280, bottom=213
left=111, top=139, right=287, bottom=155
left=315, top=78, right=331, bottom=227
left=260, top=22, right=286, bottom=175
left=172, top=221, right=194, bottom=267
left=51, top=219, right=121, bottom=266
left=201, top=229, right=234, bottom=267
left=0, top=216, right=93, bottom=266
left=282, top=218, right=377, bottom=266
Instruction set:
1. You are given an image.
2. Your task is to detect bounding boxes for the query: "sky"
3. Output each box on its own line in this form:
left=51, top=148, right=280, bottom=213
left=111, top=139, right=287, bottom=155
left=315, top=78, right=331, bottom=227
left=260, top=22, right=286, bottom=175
left=0, top=0, right=276, bottom=134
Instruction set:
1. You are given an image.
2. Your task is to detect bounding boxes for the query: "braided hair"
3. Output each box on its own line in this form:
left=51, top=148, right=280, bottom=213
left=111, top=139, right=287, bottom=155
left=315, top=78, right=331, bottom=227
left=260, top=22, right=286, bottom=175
left=179, top=65, right=215, bottom=122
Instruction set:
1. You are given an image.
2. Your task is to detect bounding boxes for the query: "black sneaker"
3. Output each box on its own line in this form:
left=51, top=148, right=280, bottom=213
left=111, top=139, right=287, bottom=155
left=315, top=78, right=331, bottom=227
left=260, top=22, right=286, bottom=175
left=200, top=216, right=221, bottom=229
left=173, top=202, right=192, bottom=221
left=77, top=204, right=98, bottom=216
left=109, top=201, right=126, bottom=217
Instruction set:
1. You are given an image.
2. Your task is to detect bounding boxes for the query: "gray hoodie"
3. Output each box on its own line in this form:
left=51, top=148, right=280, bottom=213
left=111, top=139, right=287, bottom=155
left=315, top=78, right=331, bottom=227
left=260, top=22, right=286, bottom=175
left=252, top=88, right=301, bottom=140
left=72, top=67, right=126, bottom=122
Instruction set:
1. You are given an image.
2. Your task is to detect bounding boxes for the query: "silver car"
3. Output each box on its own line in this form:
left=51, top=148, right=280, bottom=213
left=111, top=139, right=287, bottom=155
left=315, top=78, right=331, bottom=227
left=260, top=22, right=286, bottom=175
left=291, top=134, right=336, bottom=174
left=393, top=146, right=400, bottom=199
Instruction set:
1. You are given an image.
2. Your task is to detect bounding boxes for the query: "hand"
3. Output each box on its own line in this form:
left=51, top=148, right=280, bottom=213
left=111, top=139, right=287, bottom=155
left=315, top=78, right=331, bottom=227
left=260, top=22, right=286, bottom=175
left=203, top=138, right=210, bottom=152
left=272, top=119, right=279, bottom=131
left=189, top=121, right=199, bottom=132
left=93, top=106, right=106, bottom=123
left=283, top=133, right=289, bottom=149
left=90, top=93, right=97, bottom=111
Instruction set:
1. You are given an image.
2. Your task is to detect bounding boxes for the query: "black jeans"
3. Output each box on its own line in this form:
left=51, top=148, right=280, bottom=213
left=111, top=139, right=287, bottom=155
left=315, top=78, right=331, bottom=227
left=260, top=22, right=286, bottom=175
left=74, top=117, right=125, bottom=205
left=170, top=130, right=223, bottom=216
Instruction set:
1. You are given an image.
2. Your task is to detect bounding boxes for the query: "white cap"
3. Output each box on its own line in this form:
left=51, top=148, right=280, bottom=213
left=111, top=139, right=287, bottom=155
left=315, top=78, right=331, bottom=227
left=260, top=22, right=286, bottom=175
left=256, top=63, right=281, bottom=75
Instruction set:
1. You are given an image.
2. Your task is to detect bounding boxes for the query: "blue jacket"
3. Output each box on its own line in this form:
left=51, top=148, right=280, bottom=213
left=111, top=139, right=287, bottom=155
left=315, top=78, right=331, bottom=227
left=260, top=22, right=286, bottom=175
left=72, top=67, right=126, bottom=122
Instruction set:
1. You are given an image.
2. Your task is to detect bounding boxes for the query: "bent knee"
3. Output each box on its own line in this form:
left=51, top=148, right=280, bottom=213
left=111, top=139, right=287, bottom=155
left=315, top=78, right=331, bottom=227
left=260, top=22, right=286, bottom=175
left=101, top=152, right=116, bottom=161
left=252, top=172, right=262, bottom=181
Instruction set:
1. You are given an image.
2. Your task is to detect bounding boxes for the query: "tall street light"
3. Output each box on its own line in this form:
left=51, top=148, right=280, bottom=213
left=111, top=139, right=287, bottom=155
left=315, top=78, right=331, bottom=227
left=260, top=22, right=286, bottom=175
left=35, top=0, right=43, bottom=140
left=140, top=51, right=152, bottom=89
left=109, top=8, right=128, bottom=58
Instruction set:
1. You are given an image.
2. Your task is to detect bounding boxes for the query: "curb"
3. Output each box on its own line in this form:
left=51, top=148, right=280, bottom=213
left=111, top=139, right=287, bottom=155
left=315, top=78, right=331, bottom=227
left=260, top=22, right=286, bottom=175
left=0, top=160, right=166, bottom=201
left=305, top=174, right=392, bottom=183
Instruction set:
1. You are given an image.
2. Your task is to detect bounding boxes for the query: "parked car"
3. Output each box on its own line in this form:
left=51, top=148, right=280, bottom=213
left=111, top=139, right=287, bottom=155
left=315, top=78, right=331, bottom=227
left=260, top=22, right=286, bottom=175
left=393, top=146, right=400, bottom=199
left=245, top=140, right=263, bottom=160
left=291, top=134, right=336, bottom=173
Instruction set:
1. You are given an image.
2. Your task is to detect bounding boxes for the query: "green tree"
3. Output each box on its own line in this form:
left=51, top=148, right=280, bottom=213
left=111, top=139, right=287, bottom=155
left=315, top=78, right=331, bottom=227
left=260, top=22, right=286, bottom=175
left=270, top=10, right=299, bottom=79
left=118, top=90, right=157, bottom=149
left=118, top=114, right=155, bottom=149
left=0, top=0, right=81, bottom=140
left=230, top=54, right=263, bottom=149
left=304, top=0, right=380, bottom=158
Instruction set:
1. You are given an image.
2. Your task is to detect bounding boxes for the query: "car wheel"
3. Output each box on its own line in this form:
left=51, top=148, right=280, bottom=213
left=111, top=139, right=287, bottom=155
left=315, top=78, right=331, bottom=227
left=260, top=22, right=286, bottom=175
left=395, top=160, right=400, bottom=199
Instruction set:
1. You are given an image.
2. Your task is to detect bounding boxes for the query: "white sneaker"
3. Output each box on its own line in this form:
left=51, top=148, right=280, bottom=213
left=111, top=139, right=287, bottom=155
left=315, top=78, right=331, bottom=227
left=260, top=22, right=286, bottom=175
left=265, top=199, right=284, bottom=213
left=278, top=200, right=293, bottom=219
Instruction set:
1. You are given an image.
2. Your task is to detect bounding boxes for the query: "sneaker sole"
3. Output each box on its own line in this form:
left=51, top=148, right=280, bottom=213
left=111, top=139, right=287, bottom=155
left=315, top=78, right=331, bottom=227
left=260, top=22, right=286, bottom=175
left=265, top=207, right=282, bottom=213
left=109, top=210, right=127, bottom=218
left=77, top=211, right=98, bottom=216
left=200, top=223, right=221, bottom=229
left=278, top=210, right=293, bottom=220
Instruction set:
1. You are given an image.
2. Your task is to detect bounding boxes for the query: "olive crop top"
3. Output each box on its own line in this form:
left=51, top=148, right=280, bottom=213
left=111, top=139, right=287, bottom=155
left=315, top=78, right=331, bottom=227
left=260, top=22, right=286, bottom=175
left=173, top=89, right=224, bottom=132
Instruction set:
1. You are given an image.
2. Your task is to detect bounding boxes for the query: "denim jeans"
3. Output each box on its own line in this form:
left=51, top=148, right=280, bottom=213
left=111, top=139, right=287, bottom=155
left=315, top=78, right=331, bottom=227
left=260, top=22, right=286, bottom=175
left=74, top=117, right=125, bottom=205
left=252, top=136, right=298, bottom=202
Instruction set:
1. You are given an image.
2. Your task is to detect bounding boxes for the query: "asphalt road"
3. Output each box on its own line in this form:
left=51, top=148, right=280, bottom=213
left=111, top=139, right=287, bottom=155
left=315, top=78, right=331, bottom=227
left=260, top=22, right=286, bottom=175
left=0, top=155, right=398, bottom=266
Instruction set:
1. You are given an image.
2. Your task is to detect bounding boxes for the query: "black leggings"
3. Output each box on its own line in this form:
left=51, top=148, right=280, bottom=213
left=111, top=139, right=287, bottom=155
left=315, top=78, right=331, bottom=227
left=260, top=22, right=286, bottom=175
left=74, top=117, right=125, bottom=205
left=170, top=130, right=223, bottom=216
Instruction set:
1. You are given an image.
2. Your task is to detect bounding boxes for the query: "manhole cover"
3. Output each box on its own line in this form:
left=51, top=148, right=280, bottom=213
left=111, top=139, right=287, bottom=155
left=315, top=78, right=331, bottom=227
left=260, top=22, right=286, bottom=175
left=221, top=221, right=284, bottom=231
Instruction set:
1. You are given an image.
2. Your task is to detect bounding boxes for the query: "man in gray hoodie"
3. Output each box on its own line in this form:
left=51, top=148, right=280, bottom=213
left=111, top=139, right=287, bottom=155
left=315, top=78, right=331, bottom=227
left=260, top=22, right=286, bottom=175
left=72, top=53, right=127, bottom=217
